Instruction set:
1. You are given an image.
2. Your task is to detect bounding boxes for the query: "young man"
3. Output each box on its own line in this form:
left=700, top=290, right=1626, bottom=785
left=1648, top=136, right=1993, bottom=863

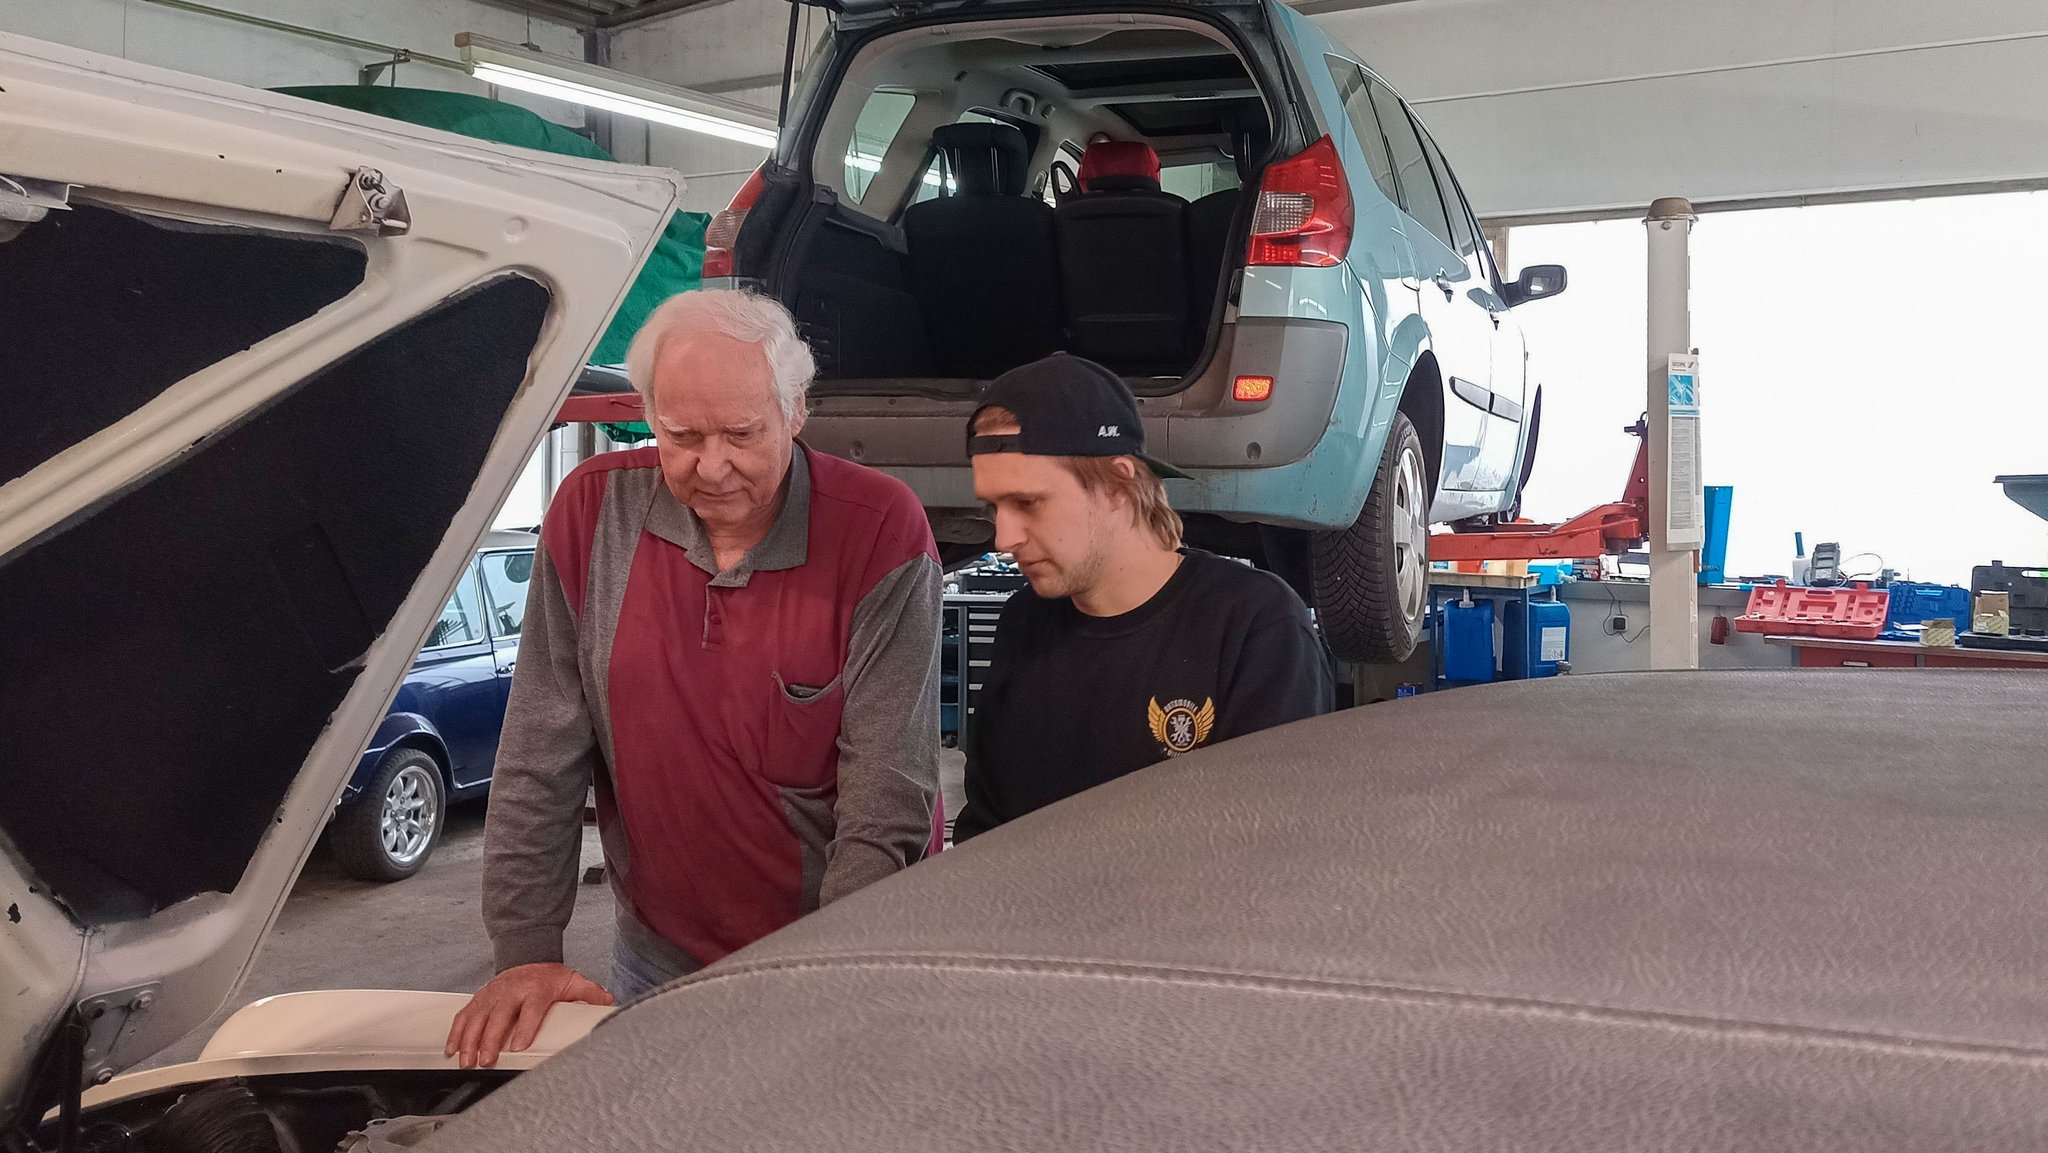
left=953, top=353, right=1334, bottom=841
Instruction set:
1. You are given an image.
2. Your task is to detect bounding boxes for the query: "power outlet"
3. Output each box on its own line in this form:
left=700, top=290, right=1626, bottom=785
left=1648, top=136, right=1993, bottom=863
left=1607, top=614, right=1629, bottom=635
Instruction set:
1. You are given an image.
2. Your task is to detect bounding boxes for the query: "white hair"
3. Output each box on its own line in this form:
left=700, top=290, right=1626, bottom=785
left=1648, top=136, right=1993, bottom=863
left=624, top=290, right=816, bottom=423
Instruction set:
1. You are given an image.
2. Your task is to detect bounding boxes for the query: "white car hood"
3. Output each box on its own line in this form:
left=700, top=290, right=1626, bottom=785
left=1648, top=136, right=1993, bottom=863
left=0, top=32, right=677, bottom=1129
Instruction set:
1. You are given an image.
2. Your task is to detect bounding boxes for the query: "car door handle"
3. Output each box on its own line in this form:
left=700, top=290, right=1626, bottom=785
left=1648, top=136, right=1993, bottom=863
left=1432, top=270, right=1455, bottom=301
left=496, top=660, right=517, bottom=675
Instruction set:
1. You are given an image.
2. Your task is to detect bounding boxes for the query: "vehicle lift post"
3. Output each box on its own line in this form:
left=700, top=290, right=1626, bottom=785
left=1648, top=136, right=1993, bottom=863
left=1645, top=197, right=1701, bottom=670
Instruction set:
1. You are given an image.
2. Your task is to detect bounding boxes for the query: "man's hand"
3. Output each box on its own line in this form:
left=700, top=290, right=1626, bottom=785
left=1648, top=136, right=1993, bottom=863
left=446, top=962, right=615, bottom=1069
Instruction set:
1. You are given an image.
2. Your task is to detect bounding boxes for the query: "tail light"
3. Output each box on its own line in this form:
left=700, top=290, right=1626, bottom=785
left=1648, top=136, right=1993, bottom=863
left=703, top=166, right=766, bottom=279
left=1247, top=136, right=1352, bottom=268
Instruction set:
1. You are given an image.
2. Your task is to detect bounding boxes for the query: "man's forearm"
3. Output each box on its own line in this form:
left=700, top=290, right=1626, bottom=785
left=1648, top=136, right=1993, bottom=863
left=483, top=534, right=604, bottom=970
left=821, top=554, right=942, bottom=904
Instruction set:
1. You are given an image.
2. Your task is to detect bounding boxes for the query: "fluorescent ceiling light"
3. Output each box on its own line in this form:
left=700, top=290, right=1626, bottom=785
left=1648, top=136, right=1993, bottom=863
left=457, top=33, right=778, bottom=149
left=846, top=153, right=949, bottom=188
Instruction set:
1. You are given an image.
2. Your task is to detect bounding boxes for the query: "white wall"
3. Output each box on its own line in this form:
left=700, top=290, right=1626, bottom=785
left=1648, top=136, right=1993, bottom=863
left=1, top=0, right=588, bottom=129
left=606, top=0, right=797, bottom=212
left=1313, top=0, right=2048, bottom=219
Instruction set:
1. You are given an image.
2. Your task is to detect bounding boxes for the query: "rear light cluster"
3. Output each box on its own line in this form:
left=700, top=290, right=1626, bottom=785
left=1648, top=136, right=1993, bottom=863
left=1233, top=375, right=1275, bottom=403
left=1247, top=135, right=1353, bottom=268
left=702, top=165, right=766, bottom=279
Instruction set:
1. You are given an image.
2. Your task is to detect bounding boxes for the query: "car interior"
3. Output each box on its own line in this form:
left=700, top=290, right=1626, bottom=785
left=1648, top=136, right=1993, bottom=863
left=780, top=19, right=1275, bottom=392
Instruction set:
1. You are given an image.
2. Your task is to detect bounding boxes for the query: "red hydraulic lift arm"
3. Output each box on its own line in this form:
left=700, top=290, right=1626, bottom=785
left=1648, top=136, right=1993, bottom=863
left=1427, top=418, right=1650, bottom=562
left=556, top=392, right=645, bottom=425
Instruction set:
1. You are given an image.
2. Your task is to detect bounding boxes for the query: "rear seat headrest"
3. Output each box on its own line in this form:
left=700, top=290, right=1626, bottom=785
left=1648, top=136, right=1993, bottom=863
left=1078, top=140, right=1162, bottom=193
left=931, top=121, right=1033, bottom=197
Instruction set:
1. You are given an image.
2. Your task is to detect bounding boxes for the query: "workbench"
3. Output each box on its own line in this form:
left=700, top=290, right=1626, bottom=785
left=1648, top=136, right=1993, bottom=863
left=1764, top=635, right=2048, bottom=669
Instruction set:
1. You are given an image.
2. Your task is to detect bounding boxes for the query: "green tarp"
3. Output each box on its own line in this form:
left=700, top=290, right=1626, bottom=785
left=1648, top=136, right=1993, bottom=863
left=279, top=86, right=704, bottom=439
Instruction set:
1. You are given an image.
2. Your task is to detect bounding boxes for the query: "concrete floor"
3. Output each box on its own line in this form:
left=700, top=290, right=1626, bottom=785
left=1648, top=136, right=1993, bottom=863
left=149, top=749, right=967, bottom=1067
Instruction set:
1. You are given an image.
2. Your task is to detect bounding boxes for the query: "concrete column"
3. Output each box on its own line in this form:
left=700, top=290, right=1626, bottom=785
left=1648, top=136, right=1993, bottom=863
left=1644, top=197, right=1699, bottom=670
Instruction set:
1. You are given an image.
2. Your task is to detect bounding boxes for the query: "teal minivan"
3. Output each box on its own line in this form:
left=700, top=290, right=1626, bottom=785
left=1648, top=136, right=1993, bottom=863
left=702, top=0, right=1566, bottom=662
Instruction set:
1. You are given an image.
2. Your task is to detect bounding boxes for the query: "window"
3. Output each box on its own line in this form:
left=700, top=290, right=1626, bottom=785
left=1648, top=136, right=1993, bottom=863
left=479, top=550, right=533, bottom=638
left=429, top=574, right=486, bottom=648
left=843, top=90, right=918, bottom=205
left=1365, top=77, right=1457, bottom=251
left=1417, top=128, right=1479, bottom=261
left=1159, top=160, right=1241, bottom=201
left=1326, top=59, right=1399, bottom=208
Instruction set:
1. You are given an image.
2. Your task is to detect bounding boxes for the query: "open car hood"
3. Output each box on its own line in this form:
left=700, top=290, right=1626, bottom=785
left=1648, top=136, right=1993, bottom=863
left=0, top=32, right=678, bottom=1129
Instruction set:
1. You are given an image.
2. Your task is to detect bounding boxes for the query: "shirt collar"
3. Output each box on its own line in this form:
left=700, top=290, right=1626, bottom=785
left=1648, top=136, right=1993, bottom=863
left=644, top=443, right=813, bottom=587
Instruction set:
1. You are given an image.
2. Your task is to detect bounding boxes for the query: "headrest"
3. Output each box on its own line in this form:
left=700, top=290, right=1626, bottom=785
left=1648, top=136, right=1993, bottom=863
left=931, top=121, right=1032, bottom=197
left=1078, top=140, right=1161, bottom=193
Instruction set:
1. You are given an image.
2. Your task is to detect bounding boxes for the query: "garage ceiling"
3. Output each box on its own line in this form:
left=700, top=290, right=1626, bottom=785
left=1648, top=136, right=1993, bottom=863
left=490, top=0, right=1419, bottom=29
left=482, top=0, right=734, bottom=31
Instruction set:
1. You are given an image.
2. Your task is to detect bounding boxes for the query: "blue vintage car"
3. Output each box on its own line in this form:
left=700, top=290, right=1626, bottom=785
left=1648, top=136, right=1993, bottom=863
left=327, top=530, right=537, bottom=881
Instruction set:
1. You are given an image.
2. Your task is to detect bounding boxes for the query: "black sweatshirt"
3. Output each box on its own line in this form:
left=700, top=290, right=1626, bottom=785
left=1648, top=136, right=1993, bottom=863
left=954, top=549, right=1334, bottom=841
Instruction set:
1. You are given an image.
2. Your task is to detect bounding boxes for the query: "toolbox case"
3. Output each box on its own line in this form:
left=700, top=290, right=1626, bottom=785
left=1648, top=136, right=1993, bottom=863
left=1735, top=581, right=1890, bottom=640
left=1971, top=563, right=2048, bottom=636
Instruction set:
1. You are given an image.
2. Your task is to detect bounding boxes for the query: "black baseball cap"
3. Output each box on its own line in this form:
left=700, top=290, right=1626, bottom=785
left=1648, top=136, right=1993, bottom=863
left=966, top=353, right=1188, bottom=479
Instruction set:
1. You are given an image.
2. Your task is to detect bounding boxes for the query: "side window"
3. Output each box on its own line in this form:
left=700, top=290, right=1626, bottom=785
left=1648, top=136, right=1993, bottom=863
left=843, top=90, right=918, bottom=205
left=1325, top=59, right=1399, bottom=208
left=1417, top=127, right=1478, bottom=261
left=428, top=572, right=485, bottom=648
left=909, top=149, right=952, bottom=206
left=1365, top=77, right=1456, bottom=251
left=1043, top=142, right=1085, bottom=207
left=478, top=550, right=532, bottom=639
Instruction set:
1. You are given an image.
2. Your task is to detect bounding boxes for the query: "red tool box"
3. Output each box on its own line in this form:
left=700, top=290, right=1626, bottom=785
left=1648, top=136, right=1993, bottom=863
left=1734, top=581, right=1891, bottom=640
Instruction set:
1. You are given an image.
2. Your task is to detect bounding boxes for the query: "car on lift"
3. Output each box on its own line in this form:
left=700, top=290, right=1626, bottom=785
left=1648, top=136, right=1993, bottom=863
left=701, top=0, right=1566, bottom=662
left=326, top=531, right=537, bottom=883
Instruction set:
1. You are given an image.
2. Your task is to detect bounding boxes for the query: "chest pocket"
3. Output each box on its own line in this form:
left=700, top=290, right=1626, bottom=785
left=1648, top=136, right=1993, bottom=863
left=763, top=672, right=846, bottom=789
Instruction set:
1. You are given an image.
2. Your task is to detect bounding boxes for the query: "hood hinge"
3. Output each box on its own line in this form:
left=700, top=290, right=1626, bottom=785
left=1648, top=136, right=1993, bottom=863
left=0, top=175, right=72, bottom=244
left=329, top=167, right=412, bottom=237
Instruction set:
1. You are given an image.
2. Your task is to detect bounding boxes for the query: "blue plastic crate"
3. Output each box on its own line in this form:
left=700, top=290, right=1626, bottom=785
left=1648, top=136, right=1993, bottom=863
left=1879, top=581, right=1972, bottom=641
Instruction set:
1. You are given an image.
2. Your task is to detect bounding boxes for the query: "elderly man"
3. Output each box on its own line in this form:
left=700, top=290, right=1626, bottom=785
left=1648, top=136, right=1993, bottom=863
left=448, top=290, right=941, bottom=1068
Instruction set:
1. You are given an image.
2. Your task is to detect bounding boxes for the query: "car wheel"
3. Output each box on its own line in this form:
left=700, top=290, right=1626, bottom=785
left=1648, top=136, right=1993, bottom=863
left=330, top=748, right=445, bottom=882
left=1310, top=411, right=1432, bottom=664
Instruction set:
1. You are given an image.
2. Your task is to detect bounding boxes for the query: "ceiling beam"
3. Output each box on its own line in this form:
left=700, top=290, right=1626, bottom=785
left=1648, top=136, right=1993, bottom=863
left=596, top=0, right=748, bottom=30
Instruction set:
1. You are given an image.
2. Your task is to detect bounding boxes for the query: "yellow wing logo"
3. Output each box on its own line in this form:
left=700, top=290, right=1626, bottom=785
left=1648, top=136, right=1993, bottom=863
left=1150, top=697, right=1217, bottom=756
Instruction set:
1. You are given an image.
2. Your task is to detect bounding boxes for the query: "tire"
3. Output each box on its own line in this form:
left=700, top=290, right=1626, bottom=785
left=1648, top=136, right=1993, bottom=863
left=1311, top=411, right=1433, bottom=664
left=331, top=747, right=446, bottom=882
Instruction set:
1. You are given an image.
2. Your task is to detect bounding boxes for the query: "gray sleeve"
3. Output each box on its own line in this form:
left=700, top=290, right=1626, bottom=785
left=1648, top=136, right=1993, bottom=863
left=819, top=554, right=942, bottom=906
left=483, top=532, right=605, bottom=971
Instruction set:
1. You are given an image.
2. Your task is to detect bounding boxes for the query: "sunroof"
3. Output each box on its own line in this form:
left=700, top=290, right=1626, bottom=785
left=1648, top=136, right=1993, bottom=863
left=1031, top=53, right=1249, bottom=91
left=1107, top=96, right=1263, bottom=137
